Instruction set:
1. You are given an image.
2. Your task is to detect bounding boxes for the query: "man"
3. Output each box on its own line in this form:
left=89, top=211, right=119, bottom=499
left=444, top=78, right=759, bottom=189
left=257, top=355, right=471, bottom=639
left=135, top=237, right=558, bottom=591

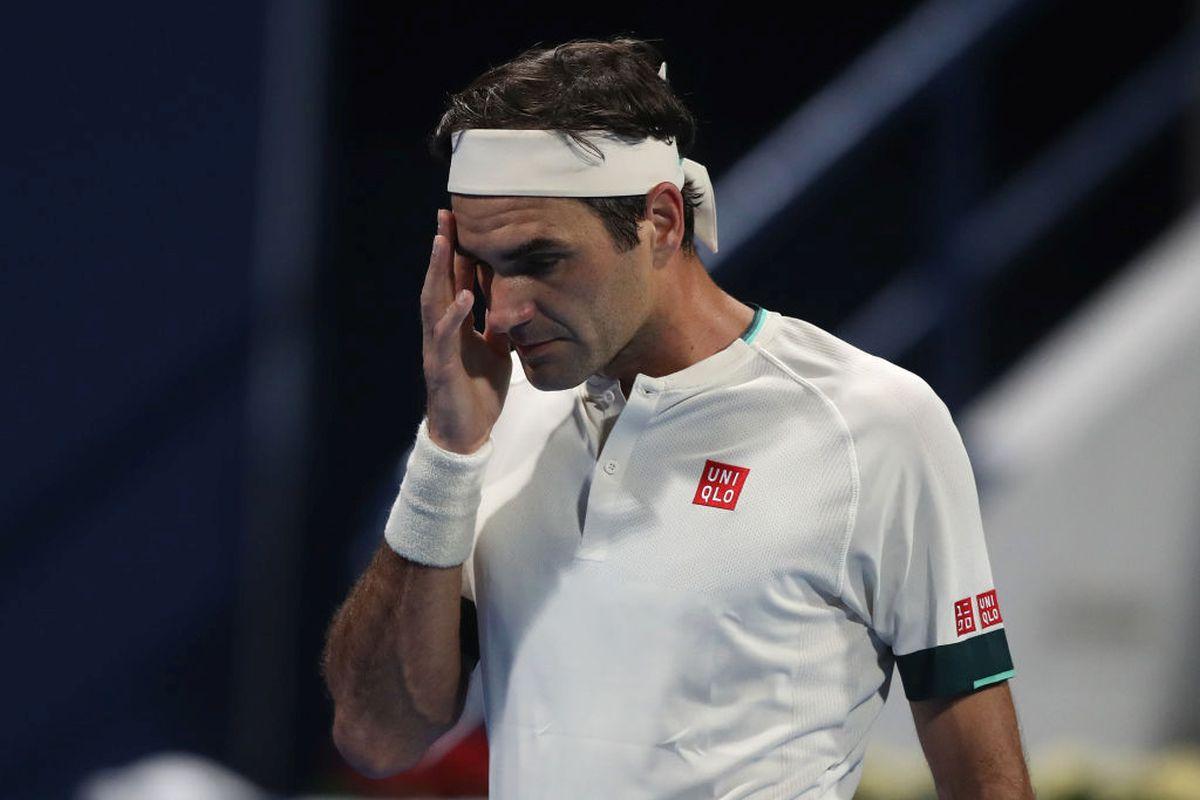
left=321, top=36, right=1033, bottom=798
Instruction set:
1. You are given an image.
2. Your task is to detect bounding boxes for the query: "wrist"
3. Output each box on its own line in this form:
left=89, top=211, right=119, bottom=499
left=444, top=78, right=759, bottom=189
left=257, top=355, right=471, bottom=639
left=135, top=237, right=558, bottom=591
left=425, top=422, right=491, bottom=457
left=383, top=417, right=494, bottom=567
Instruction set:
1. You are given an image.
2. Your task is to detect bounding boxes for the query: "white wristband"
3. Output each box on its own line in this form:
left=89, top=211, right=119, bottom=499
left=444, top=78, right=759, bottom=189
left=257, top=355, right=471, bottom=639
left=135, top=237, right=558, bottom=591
left=383, top=417, right=494, bottom=567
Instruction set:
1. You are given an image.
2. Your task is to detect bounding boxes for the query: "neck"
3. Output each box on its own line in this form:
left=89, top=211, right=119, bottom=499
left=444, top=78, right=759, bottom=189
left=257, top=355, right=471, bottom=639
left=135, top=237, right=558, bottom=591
left=607, top=261, right=755, bottom=399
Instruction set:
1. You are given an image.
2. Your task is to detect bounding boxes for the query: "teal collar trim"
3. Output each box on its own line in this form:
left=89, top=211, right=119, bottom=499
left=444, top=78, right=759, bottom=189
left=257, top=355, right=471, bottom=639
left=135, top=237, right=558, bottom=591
left=740, top=303, right=766, bottom=344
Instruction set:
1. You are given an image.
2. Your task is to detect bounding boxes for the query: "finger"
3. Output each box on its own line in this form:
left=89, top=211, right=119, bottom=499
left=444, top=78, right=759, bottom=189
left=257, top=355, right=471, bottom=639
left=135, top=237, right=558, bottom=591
left=453, top=250, right=473, bottom=305
left=436, top=210, right=455, bottom=301
left=445, top=210, right=472, bottom=297
left=459, top=280, right=476, bottom=334
left=476, top=262, right=493, bottom=310
left=433, top=287, right=474, bottom=362
left=420, top=232, right=444, bottom=332
left=423, top=210, right=458, bottom=335
left=445, top=210, right=478, bottom=332
left=453, top=253, right=477, bottom=333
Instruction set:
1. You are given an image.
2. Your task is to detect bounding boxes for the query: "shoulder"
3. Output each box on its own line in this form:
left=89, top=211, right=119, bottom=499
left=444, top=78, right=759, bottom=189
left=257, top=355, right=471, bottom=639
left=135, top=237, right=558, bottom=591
left=757, top=314, right=953, bottom=464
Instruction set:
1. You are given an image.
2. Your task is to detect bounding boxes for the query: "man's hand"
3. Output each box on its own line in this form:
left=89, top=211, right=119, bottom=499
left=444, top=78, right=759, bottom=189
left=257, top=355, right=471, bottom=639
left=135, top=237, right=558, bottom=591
left=422, top=208, right=513, bottom=454
left=909, top=681, right=1035, bottom=799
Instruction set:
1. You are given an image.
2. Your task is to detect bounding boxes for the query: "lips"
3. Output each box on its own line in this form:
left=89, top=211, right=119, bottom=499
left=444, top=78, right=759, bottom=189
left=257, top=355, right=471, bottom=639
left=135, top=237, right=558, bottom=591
left=515, top=338, right=558, bottom=356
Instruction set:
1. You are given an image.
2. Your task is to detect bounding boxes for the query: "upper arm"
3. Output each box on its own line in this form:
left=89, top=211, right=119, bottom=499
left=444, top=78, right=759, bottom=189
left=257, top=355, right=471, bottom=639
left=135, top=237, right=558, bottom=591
left=910, top=681, right=1033, bottom=799
left=838, top=368, right=1014, bottom=699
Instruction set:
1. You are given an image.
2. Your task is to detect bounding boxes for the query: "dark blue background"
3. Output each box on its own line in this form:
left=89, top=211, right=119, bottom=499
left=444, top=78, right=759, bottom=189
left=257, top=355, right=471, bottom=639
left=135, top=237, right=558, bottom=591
left=2, top=5, right=260, bottom=796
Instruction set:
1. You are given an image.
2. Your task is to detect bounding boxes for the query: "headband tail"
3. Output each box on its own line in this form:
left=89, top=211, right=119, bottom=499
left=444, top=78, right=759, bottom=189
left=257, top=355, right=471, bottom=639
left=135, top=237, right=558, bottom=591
left=682, top=158, right=718, bottom=253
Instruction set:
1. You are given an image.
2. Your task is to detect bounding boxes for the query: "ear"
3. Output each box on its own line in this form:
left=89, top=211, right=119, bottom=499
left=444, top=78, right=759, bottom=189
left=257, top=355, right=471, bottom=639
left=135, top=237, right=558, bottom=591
left=643, top=181, right=686, bottom=263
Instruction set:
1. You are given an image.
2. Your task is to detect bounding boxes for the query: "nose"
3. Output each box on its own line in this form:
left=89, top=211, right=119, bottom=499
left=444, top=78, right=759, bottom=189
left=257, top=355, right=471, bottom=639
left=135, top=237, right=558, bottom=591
left=480, top=268, right=536, bottom=337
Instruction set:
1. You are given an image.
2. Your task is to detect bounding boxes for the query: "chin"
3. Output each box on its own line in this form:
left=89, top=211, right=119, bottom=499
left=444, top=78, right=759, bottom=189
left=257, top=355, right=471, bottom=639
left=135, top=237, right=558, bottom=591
left=520, top=354, right=589, bottom=392
left=523, top=369, right=580, bottom=392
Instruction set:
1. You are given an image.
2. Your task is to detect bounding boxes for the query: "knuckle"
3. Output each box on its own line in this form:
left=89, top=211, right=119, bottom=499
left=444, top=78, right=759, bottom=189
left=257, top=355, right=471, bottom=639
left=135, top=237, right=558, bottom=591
left=431, top=311, right=453, bottom=339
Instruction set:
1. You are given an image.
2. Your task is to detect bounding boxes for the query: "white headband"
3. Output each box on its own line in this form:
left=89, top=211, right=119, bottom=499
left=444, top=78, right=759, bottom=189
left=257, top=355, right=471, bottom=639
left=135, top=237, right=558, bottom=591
left=445, top=61, right=718, bottom=253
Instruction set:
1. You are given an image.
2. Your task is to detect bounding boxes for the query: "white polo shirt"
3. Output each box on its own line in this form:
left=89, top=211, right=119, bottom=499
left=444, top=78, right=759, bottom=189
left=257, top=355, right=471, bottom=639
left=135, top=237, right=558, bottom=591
left=452, top=305, right=1012, bottom=798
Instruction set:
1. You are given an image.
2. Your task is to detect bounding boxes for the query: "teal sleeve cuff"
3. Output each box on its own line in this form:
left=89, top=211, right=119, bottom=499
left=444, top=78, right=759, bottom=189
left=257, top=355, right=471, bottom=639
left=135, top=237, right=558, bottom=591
left=895, top=628, right=1014, bottom=701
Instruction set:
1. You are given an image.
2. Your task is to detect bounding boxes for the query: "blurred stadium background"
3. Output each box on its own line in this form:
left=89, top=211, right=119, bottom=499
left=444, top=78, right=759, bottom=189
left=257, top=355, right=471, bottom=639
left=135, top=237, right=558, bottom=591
left=4, top=1, right=1199, bottom=798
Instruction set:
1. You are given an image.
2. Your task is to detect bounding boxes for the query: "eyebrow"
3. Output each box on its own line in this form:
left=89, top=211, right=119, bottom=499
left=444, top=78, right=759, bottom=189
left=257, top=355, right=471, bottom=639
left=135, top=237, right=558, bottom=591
left=453, top=236, right=573, bottom=265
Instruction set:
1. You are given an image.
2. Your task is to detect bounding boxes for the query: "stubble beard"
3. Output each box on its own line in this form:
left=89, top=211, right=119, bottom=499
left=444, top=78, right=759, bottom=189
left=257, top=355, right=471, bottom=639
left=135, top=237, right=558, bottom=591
left=520, top=338, right=591, bottom=392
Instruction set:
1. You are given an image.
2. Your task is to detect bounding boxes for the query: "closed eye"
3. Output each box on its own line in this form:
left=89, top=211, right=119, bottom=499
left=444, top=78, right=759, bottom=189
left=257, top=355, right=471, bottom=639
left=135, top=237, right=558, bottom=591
left=476, top=258, right=559, bottom=277
left=524, top=258, right=558, bottom=274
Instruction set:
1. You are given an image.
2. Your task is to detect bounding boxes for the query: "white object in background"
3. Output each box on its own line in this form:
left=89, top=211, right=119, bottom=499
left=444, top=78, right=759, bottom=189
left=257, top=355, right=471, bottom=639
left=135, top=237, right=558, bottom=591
left=76, top=752, right=265, bottom=800
left=867, top=201, right=1200, bottom=757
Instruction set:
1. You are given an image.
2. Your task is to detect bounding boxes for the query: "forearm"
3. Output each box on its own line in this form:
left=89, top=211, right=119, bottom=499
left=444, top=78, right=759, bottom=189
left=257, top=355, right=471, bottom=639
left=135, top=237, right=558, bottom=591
left=912, top=683, right=1034, bottom=800
left=322, top=543, right=466, bottom=776
left=929, top=736, right=1034, bottom=800
left=934, top=771, right=1034, bottom=800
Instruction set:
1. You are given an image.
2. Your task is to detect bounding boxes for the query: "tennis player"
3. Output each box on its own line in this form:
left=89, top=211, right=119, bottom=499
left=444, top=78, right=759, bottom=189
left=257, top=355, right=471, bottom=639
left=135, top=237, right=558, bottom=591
left=322, top=36, right=1034, bottom=799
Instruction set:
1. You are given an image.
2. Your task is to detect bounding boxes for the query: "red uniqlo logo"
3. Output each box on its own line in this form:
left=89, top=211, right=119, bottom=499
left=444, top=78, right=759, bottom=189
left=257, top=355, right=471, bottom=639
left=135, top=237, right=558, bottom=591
left=954, top=597, right=976, bottom=636
left=692, top=459, right=750, bottom=511
left=977, top=589, right=1003, bottom=628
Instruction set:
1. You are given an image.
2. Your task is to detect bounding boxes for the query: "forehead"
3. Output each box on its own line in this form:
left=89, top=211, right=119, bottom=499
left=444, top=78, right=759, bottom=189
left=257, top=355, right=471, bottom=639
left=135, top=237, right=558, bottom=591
left=450, top=195, right=597, bottom=248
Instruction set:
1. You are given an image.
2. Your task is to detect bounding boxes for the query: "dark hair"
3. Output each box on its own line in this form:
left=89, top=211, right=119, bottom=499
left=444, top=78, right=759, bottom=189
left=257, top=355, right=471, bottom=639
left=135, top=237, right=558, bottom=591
left=428, top=36, right=705, bottom=258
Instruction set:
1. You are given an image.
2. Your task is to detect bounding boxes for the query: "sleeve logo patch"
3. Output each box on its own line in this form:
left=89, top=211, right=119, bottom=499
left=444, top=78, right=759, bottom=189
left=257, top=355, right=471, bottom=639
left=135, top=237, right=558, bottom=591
left=954, top=597, right=976, bottom=636
left=977, top=589, right=1003, bottom=628
left=692, top=459, right=750, bottom=510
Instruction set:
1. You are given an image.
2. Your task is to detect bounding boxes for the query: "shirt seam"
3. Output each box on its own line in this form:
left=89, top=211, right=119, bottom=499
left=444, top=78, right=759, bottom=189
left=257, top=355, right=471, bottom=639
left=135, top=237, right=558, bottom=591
left=747, top=344, right=862, bottom=599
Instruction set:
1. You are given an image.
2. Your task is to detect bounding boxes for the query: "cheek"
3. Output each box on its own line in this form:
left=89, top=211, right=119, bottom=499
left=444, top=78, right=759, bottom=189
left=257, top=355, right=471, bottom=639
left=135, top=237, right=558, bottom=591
left=583, top=265, right=634, bottom=344
left=606, top=254, right=651, bottom=316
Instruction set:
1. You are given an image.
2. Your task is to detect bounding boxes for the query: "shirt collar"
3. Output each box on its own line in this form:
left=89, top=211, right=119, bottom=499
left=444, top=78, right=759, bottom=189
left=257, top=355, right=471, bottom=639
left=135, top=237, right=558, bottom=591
left=579, top=305, right=778, bottom=403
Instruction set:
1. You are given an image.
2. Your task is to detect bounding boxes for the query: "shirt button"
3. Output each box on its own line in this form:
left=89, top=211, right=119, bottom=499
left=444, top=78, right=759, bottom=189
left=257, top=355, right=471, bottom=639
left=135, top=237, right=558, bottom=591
left=603, top=460, right=617, bottom=474
left=640, top=384, right=655, bottom=396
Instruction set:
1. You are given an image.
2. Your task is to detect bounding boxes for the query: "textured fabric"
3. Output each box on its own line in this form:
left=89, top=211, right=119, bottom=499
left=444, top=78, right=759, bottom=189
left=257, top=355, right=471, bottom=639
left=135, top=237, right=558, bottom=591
left=444, top=307, right=1010, bottom=798
left=383, top=416, right=495, bottom=567
left=446, top=128, right=719, bottom=253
